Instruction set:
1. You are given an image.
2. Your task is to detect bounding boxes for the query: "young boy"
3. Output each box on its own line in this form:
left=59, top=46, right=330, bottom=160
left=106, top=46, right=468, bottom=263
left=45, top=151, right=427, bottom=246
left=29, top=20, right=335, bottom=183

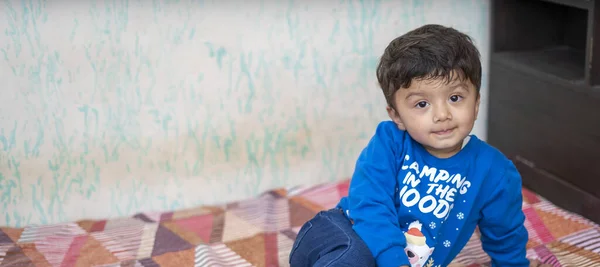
left=289, top=24, right=539, bottom=267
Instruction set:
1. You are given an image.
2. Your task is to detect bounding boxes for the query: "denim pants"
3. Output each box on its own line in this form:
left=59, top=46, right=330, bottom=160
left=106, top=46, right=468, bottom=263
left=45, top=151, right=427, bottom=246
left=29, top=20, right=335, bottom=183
left=289, top=208, right=376, bottom=267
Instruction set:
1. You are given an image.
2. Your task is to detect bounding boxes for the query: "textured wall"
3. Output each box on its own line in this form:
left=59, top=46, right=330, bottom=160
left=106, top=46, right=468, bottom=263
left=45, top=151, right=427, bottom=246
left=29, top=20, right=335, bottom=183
left=0, top=0, right=490, bottom=227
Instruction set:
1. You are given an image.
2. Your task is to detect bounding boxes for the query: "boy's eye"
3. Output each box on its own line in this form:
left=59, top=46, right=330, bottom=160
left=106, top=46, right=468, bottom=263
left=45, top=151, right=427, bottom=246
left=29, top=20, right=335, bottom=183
left=415, top=101, right=429, bottom=108
left=449, top=95, right=462, bottom=102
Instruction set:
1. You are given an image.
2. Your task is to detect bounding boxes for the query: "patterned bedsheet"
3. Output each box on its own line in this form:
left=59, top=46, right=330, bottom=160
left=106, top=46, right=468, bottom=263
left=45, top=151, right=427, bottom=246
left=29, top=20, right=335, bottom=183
left=1, top=179, right=599, bottom=267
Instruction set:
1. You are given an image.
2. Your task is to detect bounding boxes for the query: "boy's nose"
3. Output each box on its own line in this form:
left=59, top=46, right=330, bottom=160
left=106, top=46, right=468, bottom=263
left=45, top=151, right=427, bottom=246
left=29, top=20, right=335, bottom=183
left=433, top=105, right=452, bottom=122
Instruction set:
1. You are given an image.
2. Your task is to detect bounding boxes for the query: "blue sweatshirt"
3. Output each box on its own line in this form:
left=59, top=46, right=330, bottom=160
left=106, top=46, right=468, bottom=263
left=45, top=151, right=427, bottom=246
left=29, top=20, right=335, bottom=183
left=337, top=121, right=529, bottom=267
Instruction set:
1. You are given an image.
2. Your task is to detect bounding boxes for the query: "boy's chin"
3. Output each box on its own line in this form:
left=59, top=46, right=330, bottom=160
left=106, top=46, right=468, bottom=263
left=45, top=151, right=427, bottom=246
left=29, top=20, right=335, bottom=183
left=429, top=141, right=463, bottom=151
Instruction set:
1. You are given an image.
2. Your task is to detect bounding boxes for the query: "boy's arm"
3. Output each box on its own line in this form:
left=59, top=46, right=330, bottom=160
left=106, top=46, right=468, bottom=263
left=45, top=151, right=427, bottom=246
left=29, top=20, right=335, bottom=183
left=346, top=122, right=410, bottom=267
left=479, top=162, right=529, bottom=267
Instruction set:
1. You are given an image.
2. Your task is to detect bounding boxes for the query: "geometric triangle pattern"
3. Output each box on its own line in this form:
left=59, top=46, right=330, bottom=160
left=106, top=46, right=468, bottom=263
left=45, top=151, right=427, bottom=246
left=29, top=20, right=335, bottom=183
left=0, top=179, right=598, bottom=267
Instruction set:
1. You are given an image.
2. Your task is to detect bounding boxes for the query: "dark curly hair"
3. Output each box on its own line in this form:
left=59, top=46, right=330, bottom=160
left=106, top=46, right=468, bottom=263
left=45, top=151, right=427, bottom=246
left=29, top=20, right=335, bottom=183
left=376, top=24, right=482, bottom=108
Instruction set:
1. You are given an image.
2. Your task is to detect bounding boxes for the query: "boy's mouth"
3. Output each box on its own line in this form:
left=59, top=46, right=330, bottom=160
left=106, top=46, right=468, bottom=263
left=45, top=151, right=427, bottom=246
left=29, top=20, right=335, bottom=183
left=432, top=127, right=455, bottom=135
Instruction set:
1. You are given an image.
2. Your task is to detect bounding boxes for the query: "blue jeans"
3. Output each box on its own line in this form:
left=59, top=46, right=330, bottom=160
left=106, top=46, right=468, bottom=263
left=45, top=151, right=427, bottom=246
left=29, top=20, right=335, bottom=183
left=289, top=208, right=376, bottom=267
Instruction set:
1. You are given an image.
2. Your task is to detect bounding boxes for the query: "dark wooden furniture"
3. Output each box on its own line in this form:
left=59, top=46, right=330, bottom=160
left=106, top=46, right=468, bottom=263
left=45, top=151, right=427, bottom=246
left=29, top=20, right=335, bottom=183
left=489, top=0, right=600, bottom=224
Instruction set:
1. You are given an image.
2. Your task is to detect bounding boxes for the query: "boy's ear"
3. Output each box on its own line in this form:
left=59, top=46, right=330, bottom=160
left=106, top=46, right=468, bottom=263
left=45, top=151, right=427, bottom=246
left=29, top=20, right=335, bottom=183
left=386, top=106, right=406, bottom=130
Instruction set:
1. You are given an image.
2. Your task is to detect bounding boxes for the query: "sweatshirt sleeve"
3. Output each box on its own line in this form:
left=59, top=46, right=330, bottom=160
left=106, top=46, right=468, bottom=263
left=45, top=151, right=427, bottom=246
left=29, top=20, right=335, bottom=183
left=345, top=122, right=410, bottom=267
left=479, top=161, right=529, bottom=267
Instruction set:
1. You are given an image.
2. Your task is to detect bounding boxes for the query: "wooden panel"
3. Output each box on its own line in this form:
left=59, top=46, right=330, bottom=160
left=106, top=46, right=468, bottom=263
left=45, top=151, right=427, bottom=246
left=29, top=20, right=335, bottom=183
left=538, top=0, right=593, bottom=10
left=588, top=0, right=600, bottom=86
left=563, top=3, right=589, bottom=51
left=514, top=157, right=600, bottom=225
left=491, top=0, right=589, bottom=83
left=488, top=55, right=600, bottom=199
left=490, top=0, right=600, bottom=227
left=492, top=0, right=567, bottom=51
left=493, top=47, right=585, bottom=82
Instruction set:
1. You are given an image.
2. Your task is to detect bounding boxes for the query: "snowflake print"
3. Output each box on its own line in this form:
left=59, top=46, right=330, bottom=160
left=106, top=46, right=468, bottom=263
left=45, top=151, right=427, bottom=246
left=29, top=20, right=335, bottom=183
left=429, top=222, right=436, bottom=229
left=457, top=212, right=465, bottom=220
left=443, top=240, right=451, bottom=248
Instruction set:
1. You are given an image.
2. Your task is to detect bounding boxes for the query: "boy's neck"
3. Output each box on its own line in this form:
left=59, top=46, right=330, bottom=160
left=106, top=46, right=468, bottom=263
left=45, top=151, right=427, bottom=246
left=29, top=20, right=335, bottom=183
left=425, top=136, right=471, bottom=159
left=462, top=136, right=471, bottom=149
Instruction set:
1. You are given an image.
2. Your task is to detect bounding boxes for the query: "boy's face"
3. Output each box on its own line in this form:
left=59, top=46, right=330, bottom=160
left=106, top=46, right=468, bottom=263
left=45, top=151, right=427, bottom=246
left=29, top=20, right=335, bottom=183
left=387, top=76, right=480, bottom=158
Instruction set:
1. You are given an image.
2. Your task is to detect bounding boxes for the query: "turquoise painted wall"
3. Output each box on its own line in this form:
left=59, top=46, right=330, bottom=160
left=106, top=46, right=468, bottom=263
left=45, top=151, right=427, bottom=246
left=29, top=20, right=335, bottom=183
left=0, top=0, right=490, bottom=227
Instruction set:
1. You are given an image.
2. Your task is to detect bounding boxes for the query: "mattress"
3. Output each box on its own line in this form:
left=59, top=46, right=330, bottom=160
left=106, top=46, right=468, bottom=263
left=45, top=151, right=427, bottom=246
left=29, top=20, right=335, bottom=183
left=0, top=179, right=599, bottom=267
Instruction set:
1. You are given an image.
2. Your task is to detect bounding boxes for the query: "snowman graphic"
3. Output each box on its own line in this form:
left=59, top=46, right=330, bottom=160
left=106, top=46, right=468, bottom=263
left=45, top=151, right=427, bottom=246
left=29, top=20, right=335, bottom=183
left=404, top=220, right=435, bottom=267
